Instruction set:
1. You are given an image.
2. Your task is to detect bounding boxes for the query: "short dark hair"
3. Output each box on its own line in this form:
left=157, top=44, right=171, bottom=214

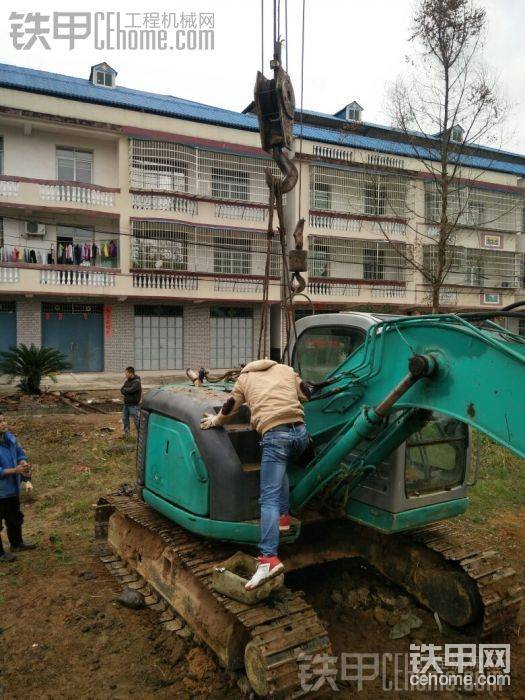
left=125, top=366, right=135, bottom=373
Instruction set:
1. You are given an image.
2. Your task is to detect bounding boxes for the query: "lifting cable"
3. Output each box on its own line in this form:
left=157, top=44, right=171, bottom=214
left=255, top=0, right=310, bottom=362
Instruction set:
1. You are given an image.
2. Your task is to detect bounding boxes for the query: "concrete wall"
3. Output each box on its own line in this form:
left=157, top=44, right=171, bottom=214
left=2, top=123, right=119, bottom=187
left=103, top=301, right=134, bottom=372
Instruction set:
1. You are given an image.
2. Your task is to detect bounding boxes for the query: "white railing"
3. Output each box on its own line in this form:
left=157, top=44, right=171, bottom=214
left=132, top=271, right=198, bottom=290
left=439, top=288, right=459, bottom=305
left=214, top=277, right=263, bottom=293
left=132, top=193, right=198, bottom=215
left=313, top=144, right=353, bottom=162
left=309, top=214, right=362, bottom=232
left=308, top=280, right=360, bottom=297
left=366, top=153, right=405, bottom=169
left=215, top=204, right=267, bottom=222
left=0, top=180, right=20, bottom=197
left=0, top=267, right=20, bottom=283
left=371, top=285, right=406, bottom=298
left=372, top=221, right=406, bottom=236
left=40, top=184, right=115, bottom=207
left=40, top=269, right=116, bottom=287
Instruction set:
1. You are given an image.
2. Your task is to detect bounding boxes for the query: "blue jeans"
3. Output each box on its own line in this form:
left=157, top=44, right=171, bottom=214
left=259, top=423, right=309, bottom=557
left=123, top=405, right=140, bottom=434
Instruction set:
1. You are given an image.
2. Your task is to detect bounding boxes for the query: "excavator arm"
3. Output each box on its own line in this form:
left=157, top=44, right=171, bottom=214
left=291, top=315, right=525, bottom=510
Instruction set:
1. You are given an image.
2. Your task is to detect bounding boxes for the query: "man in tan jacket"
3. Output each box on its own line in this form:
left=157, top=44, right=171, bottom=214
left=201, top=360, right=310, bottom=590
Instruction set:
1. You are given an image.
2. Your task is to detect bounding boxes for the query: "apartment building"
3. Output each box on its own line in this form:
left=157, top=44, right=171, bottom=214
left=0, top=62, right=524, bottom=373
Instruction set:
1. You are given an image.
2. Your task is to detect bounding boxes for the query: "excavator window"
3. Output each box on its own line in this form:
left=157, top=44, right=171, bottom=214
left=292, top=325, right=365, bottom=382
left=404, top=414, right=468, bottom=496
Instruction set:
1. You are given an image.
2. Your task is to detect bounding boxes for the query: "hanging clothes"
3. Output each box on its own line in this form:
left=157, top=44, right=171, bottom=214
left=29, top=250, right=37, bottom=264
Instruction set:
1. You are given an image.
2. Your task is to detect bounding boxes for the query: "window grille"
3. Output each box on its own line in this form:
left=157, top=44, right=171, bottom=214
left=308, top=235, right=412, bottom=282
left=131, top=220, right=281, bottom=277
left=518, top=319, right=525, bottom=336
left=0, top=137, right=3, bottom=175
left=425, top=181, right=520, bottom=232
left=423, top=245, right=520, bottom=287
left=41, top=302, right=103, bottom=314
left=310, top=165, right=409, bottom=218
left=214, top=233, right=250, bottom=275
left=129, top=139, right=281, bottom=205
left=0, top=301, right=15, bottom=313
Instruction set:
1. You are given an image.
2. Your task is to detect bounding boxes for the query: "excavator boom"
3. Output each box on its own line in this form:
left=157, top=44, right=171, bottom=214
left=292, top=315, right=525, bottom=510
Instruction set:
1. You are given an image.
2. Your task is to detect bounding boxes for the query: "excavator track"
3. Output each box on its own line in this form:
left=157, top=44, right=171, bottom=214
left=409, top=522, right=523, bottom=637
left=96, top=494, right=332, bottom=698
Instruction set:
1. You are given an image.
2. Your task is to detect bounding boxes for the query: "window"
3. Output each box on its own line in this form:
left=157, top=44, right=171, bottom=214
left=363, top=246, right=385, bottom=280
left=519, top=320, right=525, bottom=336
left=310, top=240, right=329, bottom=277
left=214, top=234, right=251, bottom=275
left=211, top=168, right=249, bottom=201
left=313, top=182, right=331, bottom=210
left=132, top=226, right=188, bottom=271
left=0, top=137, right=3, bottom=174
left=140, top=159, right=187, bottom=191
left=450, top=125, right=464, bottom=143
left=364, top=181, right=386, bottom=216
left=96, top=70, right=114, bottom=87
left=292, top=325, right=365, bottom=383
left=0, top=218, right=3, bottom=248
left=56, top=148, right=93, bottom=184
left=482, top=292, right=501, bottom=305
left=405, top=413, right=467, bottom=496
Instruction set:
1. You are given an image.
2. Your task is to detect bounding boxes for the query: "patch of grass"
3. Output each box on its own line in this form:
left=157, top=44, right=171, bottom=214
left=463, top=434, right=525, bottom=522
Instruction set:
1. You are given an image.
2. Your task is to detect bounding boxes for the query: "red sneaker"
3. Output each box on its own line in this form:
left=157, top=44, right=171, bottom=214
left=245, top=555, right=284, bottom=590
left=279, top=514, right=291, bottom=532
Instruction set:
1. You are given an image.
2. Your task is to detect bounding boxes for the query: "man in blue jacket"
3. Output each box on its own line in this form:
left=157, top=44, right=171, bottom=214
left=0, top=412, right=36, bottom=563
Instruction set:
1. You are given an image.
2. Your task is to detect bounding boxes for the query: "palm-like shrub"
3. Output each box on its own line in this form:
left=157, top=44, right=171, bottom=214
left=0, top=344, right=71, bottom=394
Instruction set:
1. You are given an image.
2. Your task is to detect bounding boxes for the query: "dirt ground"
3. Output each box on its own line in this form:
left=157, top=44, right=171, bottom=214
left=0, top=412, right=524, bottom=699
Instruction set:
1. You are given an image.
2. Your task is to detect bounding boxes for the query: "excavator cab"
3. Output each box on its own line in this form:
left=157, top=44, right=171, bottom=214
left=291, top=312, right=471, bottom=532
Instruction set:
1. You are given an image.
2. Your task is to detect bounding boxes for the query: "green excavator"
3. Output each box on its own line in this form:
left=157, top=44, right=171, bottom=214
left=96, top=308, right=525, bottom=697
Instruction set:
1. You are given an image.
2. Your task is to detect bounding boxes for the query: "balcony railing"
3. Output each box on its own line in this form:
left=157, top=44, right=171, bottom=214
left=0, top=266, right=20, bottom=283
left=40, top=183, right=116, bottom=207
left=371, top=284, right=406, bottom=298
left=40, top=268, right=116, bottom=287
left=132, top=193, right=198, bottom=215
left=214, top=276, right=264, bottom=293
left=132, top=271, right=198, bottom=290
left=307, top=279, right=360, bottom=297
left=0, top=179, right=20, bottom=197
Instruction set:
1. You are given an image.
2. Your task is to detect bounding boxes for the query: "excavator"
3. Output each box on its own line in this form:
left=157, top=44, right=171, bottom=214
left=95, top=30, right=525, bottom=698
left=96, top=308, right=525, bottom=697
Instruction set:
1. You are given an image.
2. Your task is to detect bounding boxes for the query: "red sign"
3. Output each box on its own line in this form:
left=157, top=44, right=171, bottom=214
left=104, top=306, right=112, bottom=338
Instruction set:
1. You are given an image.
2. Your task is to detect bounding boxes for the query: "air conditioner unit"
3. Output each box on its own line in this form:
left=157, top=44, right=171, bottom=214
left=24, top=221, right=47, bottom=237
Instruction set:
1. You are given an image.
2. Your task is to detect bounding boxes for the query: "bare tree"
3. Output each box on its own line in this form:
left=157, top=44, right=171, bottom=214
left=380, top=0, right=512, bottom=312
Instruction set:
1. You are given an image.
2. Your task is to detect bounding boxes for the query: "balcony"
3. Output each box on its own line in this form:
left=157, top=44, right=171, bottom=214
left=0, top=176, right=119, bottom=212
left=0, top=264, right=120, bottom=296
left=40, top=183, right=116, bottom=208
left=0, top=266, right=20, bottom=283
left=307, top=279, right=360, bottom=297
left=40, top=268, right=116, bottom=287
left=132, top=271, right=198, bottom=291
left=309, top=165, right=411, bottom=222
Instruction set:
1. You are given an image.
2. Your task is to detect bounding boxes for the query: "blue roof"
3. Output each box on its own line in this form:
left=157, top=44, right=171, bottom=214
left=1, top=62, right=524, bottom=178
